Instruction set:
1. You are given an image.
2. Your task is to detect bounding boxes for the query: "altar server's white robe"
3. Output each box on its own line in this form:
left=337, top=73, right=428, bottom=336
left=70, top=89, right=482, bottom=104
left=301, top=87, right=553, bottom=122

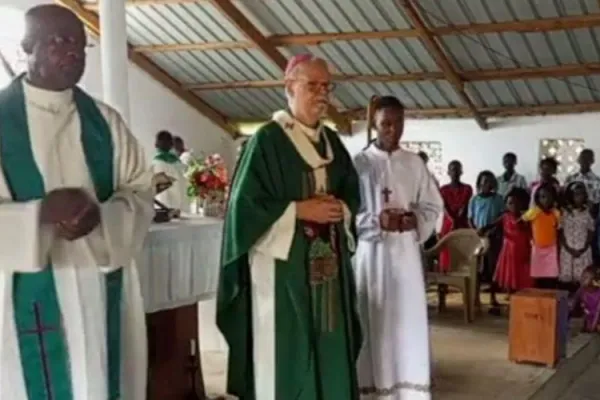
left=0, top=81, right=154, bottom=400
left=353, top=146, right=443, bottom=400
left=152, top=158, right=188, bottom=211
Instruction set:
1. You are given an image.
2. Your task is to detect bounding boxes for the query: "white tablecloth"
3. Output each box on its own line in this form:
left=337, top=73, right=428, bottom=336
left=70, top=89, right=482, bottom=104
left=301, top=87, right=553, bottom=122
left=137, top=215, right=224, bottom=313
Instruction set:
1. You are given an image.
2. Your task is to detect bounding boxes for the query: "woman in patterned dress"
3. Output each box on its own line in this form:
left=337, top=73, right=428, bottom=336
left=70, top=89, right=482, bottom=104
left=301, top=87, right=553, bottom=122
left=560, top=182, right=595, bottom=291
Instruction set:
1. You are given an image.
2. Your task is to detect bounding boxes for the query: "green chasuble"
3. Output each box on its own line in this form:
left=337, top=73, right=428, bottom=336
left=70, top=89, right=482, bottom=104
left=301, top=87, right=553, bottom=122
left=0, top=76, right=123, bottom=400
left=217, top=120, right=363, bottom=400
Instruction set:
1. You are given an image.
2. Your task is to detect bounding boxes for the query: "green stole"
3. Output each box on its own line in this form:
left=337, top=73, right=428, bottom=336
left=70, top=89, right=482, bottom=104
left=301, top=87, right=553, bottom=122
left=154, top=150, right=180, bottom=164
left=0, top=77, right=123, bottom=400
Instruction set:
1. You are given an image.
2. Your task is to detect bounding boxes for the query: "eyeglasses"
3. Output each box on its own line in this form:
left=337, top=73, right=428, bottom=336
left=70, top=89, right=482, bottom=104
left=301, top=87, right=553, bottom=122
left=290, top=80, right=336, bottom=94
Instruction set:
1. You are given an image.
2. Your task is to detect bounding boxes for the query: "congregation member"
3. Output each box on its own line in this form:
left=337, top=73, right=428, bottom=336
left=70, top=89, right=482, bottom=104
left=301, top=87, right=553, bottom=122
left=523, top=183, right=561, bottom=289
left=571, top=266, right=600, bottom=332
left=173, top=135, right=196, bottom=167
left=469, top=171, right=504, bottom=312
left=559, top=182, right=594, bottom=291
left=439, top=160, right=472, bottom=272
left=217, top=54, right=362, bottom=400
left=152, top=130, right=188, bottom=212
left=565, top=149, right=600, bottom=212
left=493, top=188, right=533, bottom=294
left=0, top=5, right=154, bottom=399
left=530, top=157, right=561, bottom=205
left=497, top=152, right=528, bottom=197
left=354, top=95, right=443, bottom=400
left=564, top=149, right=600, bottom=262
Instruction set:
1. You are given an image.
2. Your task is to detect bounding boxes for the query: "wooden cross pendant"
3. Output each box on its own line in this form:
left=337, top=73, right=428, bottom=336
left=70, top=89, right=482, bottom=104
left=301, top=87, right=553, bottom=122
left=382, top=187, right=392, bottom=203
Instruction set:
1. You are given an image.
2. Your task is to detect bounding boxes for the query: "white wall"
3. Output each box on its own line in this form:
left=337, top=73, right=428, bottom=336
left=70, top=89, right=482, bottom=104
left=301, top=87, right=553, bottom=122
left=343, top=113, right=600, bottom=188
left=0, top=0, right=236, bottom=169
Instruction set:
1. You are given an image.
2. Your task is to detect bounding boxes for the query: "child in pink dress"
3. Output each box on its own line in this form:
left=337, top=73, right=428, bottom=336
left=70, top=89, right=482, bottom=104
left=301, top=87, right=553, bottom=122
left=494, top=188, right=533, bottom=293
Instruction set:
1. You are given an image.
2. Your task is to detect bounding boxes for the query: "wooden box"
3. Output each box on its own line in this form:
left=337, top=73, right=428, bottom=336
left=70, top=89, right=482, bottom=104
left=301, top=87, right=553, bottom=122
left=147, top=304, right=206, bottom=399
left=508, top=289, right=569, bottom=367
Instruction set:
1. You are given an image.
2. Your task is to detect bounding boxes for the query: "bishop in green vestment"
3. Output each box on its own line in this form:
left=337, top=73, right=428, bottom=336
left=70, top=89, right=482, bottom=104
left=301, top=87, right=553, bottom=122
left=217, top=55, right=363, bottom=400
left=0, top=6, right=153, bottom=400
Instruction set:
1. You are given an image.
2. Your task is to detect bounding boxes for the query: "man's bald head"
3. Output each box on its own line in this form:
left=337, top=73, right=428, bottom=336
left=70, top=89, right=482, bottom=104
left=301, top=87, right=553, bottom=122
left=22, top=5, right=87, bottom=91
left=24, top=5, right=83, bottom=43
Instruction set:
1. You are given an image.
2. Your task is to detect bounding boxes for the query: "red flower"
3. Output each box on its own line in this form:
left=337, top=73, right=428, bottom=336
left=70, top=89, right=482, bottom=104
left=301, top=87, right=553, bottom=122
left=189, top=154, right=229, bottom=199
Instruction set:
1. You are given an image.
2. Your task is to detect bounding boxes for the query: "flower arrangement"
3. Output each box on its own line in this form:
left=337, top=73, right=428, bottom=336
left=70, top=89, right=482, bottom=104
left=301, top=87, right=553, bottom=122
left=186, top=153, right=229, bottom=207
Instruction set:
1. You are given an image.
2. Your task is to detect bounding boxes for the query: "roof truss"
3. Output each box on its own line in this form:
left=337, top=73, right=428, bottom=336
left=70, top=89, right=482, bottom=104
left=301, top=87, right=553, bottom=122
left=129, top=13, right=600, bottom=53
left=70, top=1, right=600, bottom=130
left=206, top=0, right=350, bottom=131
left=57, top=0, right=237, bottom=137
left=184, top=63, right=600, bottom=91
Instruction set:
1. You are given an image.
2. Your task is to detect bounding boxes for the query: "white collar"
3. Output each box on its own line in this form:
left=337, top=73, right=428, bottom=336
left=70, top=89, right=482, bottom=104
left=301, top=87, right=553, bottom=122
left=366, top=144, right=403, bottom=159
left=23, top=79, right=73, bottom=113
left=272, top=110, right=333, bottom=169
left=273, top=110, right=324, bottom=143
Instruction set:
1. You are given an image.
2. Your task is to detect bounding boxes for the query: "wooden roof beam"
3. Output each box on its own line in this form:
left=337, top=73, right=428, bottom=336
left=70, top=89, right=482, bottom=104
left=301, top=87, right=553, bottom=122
left=133, top=14, right=600, bottom=53
left=56, top=0, right=236, bottom=137
left=332, top=102, right=600, bottom=121
left=396, top=0, right=487, bottom=130
left=84, top=0, right=197, bottom=9
left=232, top=102, right=600, bottom=126
left=207, top=0, right=351, bottom=132
left=184, top=63, right=600, bottom=91
left=185, top=71, right=445, bottom=91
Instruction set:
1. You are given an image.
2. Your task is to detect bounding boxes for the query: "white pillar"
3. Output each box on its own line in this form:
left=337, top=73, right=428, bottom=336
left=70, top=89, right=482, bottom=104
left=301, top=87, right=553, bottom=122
left=99, top=0, right=131, bottom=124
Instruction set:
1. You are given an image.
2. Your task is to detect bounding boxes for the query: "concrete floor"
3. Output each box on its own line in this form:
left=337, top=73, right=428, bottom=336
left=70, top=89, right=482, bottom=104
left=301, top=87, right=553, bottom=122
left=198, top=291, right=594, bottom=399
left=428, top=302, right=590, bottom=400
left=556, top=354, right=600, bottom=400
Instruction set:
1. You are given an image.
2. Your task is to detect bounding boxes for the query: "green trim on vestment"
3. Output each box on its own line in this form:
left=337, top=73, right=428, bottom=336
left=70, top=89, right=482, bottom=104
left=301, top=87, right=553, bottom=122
left=106, top=268, right=124, bottom=400
left=0, top=75, right=122, bottom=400
left=154, top=150, right=180, bottom=164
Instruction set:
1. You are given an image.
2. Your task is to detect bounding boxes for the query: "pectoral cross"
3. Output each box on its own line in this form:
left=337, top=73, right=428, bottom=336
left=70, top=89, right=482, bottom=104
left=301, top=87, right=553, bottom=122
left=19, top=302, right=61, bottom=400
left=382, top=187, right=392, bottom=204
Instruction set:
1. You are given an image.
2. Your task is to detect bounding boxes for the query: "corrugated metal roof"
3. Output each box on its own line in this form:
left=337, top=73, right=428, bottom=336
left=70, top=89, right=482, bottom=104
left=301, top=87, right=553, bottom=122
left=337, top=81, right=463, bottom=109
left=418, top=0, right=600, bottom=25
left=197, top=88, right=286, bottom=119
left=232, top=0, right=413, bottom=35
left=279, top=39, right=440, bottom=75
left=467, top=74, right=600, bottom=107
left=78, top=0, right=600, bottom=122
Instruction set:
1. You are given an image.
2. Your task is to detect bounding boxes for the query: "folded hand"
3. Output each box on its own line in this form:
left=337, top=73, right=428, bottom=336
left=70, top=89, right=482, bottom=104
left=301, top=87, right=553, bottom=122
left=297, top=196, right=343, bottom=224
left=41, top=188, right=101, bottom=241
left=380, top=208, right=403, bottom=231
left=398, top=211, right=418, bottom=232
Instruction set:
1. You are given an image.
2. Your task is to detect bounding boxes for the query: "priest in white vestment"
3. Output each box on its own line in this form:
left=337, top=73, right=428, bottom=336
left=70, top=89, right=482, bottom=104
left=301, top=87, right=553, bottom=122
left=152, top=130, right=188, bottom=211
left=0, top=6, right=153, bottom=400
left=354, top=96, right=443, bottom=400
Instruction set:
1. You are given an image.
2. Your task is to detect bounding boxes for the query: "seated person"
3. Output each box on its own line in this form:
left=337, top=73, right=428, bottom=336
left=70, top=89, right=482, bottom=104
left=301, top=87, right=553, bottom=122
left=571, top=266, right=600, bottom=332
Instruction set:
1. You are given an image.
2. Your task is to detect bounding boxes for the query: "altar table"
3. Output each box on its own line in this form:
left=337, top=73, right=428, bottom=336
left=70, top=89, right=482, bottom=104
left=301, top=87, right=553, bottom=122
left=137, top=215, right=224, bottom=399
